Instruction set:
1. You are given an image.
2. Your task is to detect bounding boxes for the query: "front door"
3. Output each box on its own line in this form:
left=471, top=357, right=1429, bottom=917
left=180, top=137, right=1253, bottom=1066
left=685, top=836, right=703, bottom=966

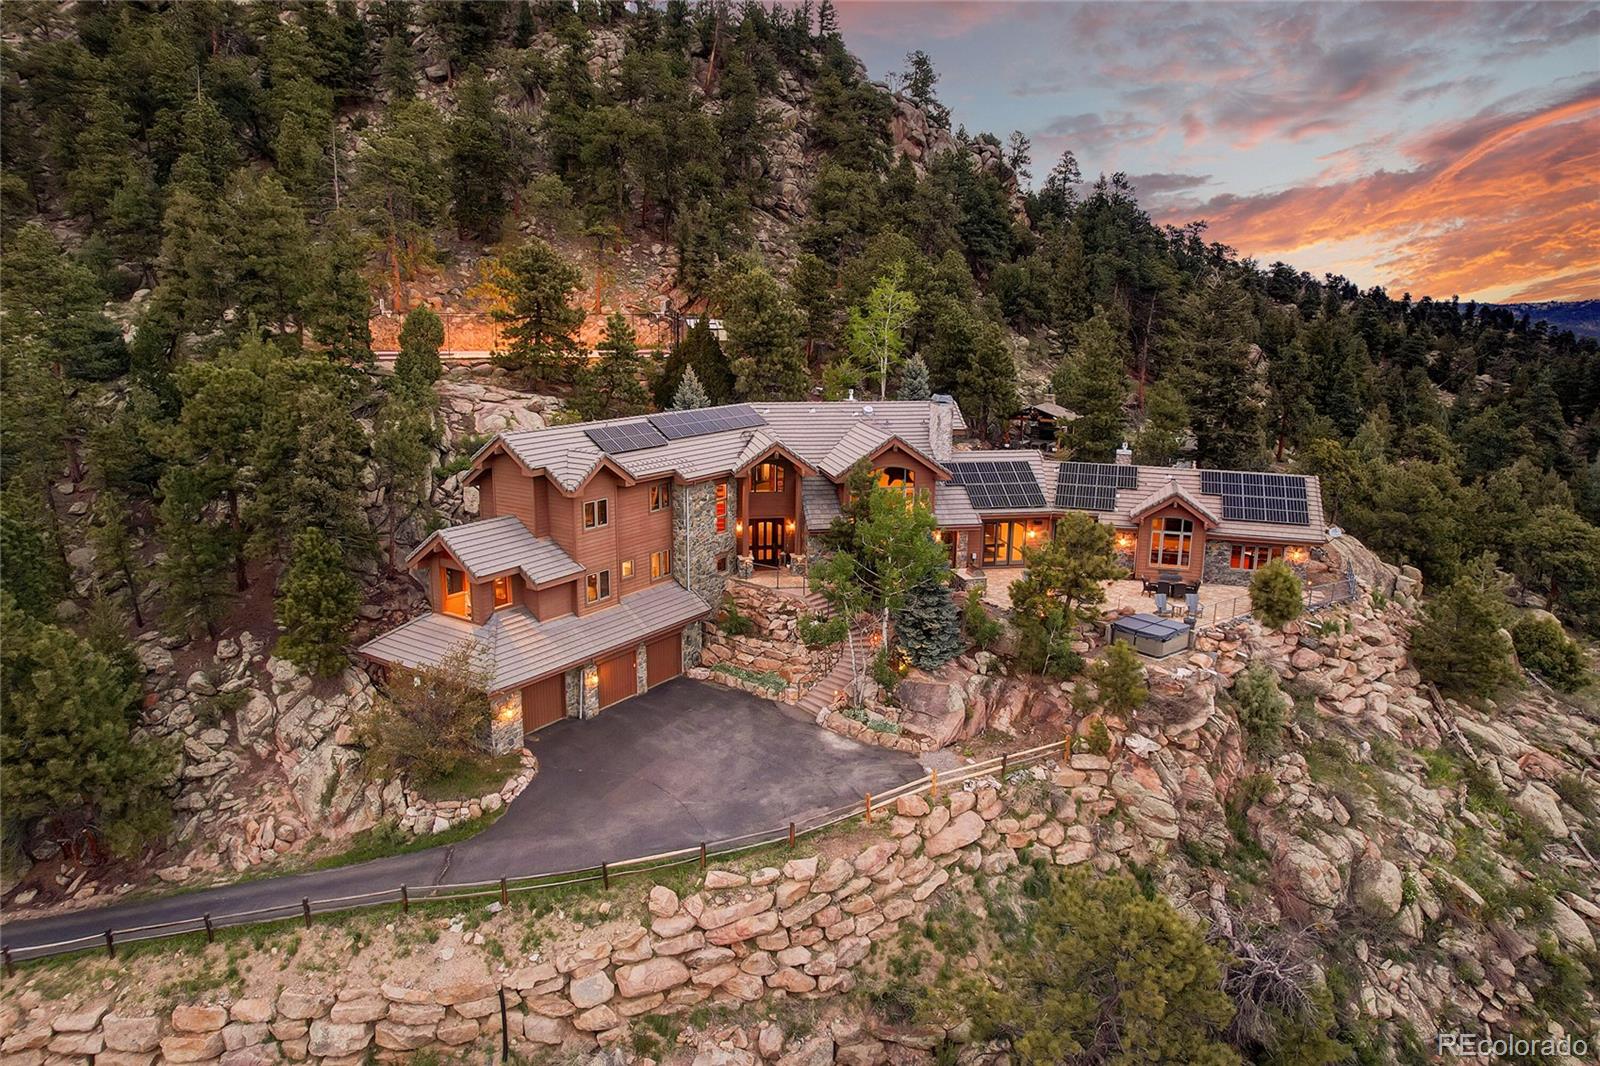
left=750, top=519, right=783, bottom=567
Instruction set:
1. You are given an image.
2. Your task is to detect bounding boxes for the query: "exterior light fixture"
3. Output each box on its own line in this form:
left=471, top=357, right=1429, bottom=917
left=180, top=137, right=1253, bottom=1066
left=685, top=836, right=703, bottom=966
left=736, top=520, right=744, bottom=534
left=1286, top=546, right=1310, bottom=564
left=583, top=665, right=599, bottom=691
left=1114, top=531, right=1137, bottom=552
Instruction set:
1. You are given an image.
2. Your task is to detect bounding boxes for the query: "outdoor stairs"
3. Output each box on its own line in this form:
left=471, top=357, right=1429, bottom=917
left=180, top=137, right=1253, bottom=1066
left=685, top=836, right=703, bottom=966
left=795, top=623, right=873, bottom=718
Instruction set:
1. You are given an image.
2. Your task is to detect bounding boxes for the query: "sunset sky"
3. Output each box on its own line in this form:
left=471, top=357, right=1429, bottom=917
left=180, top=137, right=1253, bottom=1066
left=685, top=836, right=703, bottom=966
left=837, top=1, right=1599, bottom=303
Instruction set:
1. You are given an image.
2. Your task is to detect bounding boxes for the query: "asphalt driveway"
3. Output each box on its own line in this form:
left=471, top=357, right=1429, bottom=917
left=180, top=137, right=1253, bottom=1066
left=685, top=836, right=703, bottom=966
left=0, top=679, right=922, bottom=955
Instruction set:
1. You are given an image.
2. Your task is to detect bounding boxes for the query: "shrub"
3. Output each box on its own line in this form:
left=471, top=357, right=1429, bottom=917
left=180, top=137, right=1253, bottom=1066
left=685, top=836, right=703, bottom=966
left=870, top=647, right=901, bottom=692
left=962, top=588, right=1001, bottom=650
left=1249, top=559, right=1303, bottom=628
left=894, top=580, right=962, bottom=669
left=1511, top=616, right=1591, bottom=692
left=718, top=599, right=754, bottom=637
left=357, top=644, right=493, bottom=787
left=1232, top=664, right=1288, bottom=757
left=711, top=663, right=786, bottom=694
left=798, top=611, right=847, bottom=648
left=1411, top=559, right=1519, bottom=698
left=1080, top=641, right=1149, bottom=718
left=1077, top=717, right=1112, bottom=756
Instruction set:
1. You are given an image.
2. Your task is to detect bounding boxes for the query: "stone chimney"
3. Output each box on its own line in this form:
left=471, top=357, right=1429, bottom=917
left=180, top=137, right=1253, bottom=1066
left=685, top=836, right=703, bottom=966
left=928, top=395, right=954, bottom=461
left=1114, top=441, right=1134, bottom=465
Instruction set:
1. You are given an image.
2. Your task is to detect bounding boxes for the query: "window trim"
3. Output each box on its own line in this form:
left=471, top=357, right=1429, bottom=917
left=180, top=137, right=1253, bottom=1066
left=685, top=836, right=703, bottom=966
left=621, top=559, right=635, bottom=579
left=714, top=482, right=728, bottom=533
left=649, top=483, right=670, bottom=512
left=441, top=567, right=471, bottom=618
left=1229, top=543, right=1283, bottom=571
left=752, top=461, right=786, bottom=493
left=585, top=569, right=612, bottom=604
left=1148, top=516, right=1194, bottom=568
left=583, top=498, right=610, bottom=530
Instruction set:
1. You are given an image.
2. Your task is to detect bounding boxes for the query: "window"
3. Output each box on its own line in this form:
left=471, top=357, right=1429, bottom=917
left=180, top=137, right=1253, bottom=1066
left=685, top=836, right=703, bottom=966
left=441, top=567, right=470, bottom=618
left=649, top=483, right=670, bottom=511
left=1149, top=517, right=1194, bottom=568
left=492, top=575, right=513, bottom=608
left=583, top=498, right=609, bottom=529
left=981, top=519, right=1052, bottom=566
left=715, top=554, right=727, bottom=572
left=879, top=466, right=915, bottom=500
left=1230, top=544, right=1283, bottom=570
left=585, top=570, right=611, bottom=604
left=752, top=461, right=785, bottom=493
left=650, top=549, right=670, bottom=579
left=715, top=482, right=728, bottom=533
left=621, top=559, right=635, bottom=578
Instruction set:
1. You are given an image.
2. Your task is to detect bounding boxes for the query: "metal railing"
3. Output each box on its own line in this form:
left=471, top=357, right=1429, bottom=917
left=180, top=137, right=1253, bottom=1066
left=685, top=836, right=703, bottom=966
left=0, top=741, right=1068, bottom=970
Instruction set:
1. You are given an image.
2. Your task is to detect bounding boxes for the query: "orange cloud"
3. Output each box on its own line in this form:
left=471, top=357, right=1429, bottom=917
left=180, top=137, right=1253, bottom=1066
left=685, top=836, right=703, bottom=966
left=1167, top=87, right=1600, bottom=301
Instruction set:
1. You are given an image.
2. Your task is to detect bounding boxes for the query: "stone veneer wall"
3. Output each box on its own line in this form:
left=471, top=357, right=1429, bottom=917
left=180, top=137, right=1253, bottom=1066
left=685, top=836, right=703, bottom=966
left=1200, top=542, right=1325, bottom=587
left=672, top=479, right=737, bottom=607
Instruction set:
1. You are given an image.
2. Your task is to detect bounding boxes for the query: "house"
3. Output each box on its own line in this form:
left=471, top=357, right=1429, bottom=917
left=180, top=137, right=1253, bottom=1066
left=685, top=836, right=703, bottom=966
left=1010, top=399, right=1076, bottom=444
left=359, top=399, right=1328, bottom=745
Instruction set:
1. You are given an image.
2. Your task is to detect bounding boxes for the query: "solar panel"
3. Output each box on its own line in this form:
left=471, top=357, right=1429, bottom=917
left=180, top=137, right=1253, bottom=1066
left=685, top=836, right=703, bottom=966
left=584, top=421, right=668, bottom=454
left=947, top=460, right=1048, bottom=511
left=648, top=404, right=767, bottom=440
left=1199, top=471, right=1310, bottom=525
left=1055, top=461, right=1137, bottom=510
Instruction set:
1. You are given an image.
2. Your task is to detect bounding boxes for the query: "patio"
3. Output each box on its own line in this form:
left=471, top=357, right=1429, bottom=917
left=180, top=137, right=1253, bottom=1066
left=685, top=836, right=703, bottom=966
left=979, top=569, right=1249, bottom=622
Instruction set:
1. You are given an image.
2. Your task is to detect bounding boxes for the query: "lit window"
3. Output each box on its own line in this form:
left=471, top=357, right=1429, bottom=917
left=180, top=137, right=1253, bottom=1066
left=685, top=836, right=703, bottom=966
left=585, top=570, right=611, bottom=604
left=649, top=483, right=670, bottom=511
left=715, top=482, right=727, bottom=533
left=441, top=568, right=470, bottom=617
left=1149, top=517, right=1193, bottom=568
left=621, top=559, right=635, bottom=578
left=1229, top=544, right=1283, bottom=571
left=583, top=499, right=609, bottom=529
left=650, top=549, right=670, bottom=579
left=492, top=576, right=513, bottom=608
left=752, top=462, right=785, bottom=493
left=879, top=466, right=916, bottom=502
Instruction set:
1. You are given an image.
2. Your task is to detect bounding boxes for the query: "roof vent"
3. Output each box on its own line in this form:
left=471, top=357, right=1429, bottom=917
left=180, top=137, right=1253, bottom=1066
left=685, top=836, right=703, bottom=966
left=862, top=404, right=874, bottom=416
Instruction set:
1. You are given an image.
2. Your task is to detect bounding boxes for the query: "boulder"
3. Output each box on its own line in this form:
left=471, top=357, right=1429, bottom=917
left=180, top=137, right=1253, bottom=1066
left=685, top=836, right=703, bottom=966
left=1351, top=857, right=1405, bottom=919
left=171, top=1005, right=228, bottom=1033
left=568, top=970, right=615, bottom=1010
left=615, top=958, right=691, bottom=998
left=1510, top=783, right=1569, bottom=837
left=160, top=1032, right=227, bottom=1063
left=306, top=1020, right=371, bottom=1058
left=102, top=1016, right=162, bottom=1053
left=924, top=811, right=985, bottom=858
left=894, top=679, right=965, bottom=747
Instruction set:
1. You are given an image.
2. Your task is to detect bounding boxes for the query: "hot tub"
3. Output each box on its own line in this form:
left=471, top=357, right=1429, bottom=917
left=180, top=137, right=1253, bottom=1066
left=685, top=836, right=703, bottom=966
left=1109, top=613, right=1192, bottom=658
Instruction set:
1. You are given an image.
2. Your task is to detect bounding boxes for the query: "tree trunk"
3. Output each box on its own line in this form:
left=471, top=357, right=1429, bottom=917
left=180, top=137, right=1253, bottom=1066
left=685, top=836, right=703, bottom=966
left=122, top=562, right=145, bottom=627
left=226, top=488, right=248, bottom=591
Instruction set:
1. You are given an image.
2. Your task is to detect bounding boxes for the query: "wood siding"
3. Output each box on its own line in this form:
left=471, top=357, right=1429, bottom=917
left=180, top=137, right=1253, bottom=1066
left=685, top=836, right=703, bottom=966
left=740, top=455, right=801, bottom=558
left=617, top=477, right=675, bottom=595
left=1134, top=504, right=1208, bottom=583
left=535, top=581, right=575, bottom=621
left=482, top=453, right=539, bottom=532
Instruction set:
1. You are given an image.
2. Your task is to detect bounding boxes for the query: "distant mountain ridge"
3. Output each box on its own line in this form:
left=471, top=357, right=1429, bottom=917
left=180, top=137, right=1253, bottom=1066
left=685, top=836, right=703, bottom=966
left=1488, top=299, right=1600, bottom=339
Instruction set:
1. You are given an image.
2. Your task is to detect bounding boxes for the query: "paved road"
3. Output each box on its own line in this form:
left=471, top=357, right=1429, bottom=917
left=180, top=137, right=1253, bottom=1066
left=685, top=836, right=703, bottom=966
left=0, top=679, right=922, bottom=956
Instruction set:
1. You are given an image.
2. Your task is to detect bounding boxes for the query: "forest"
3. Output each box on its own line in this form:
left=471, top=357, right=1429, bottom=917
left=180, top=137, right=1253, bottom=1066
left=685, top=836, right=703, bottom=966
left=2, top=1, right=1598, bottom=847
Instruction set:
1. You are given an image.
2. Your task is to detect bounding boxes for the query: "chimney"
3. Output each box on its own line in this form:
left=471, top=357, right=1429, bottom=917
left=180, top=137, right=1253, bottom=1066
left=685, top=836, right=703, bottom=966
left=928, top=395, right=953, bottom=461
left=1114, top=441, right=1134, bottom=466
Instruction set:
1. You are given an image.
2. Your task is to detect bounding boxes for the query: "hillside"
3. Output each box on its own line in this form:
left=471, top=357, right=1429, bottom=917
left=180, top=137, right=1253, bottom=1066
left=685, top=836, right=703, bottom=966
left=1492, top=300, right=1600, bottom=341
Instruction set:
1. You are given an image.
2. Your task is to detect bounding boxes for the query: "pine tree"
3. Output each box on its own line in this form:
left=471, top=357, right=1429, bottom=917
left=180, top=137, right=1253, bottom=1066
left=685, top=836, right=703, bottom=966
left=0, top=595, right=173, bottom=857
left=87, top=489, right=145, bottom=627
left=721, top=263, right=809, bottom=401
left=355, top=100, right=449, bottom=299
left=1132, top=379, right=1188, bottom=465
left=898, top=353, right=931, bottom=400
left=372, top=385, right=438, bottom=572
left=379, top=29, right=416, bottom=100
left=395, top=305, right=445, bottom=388
left=1249, top=559, right=1303, bottom=628
left=218, top=171, right=314, bottom=333
left=306, top=212, right=375, bottom=365
left=573, top=312, right=651, bottom=420
left=1411, top=557, right=1519, bottom=698
left=790, top=252, right=838, bottom=359
left=66, top=86, right=132, bottom=221
left=488, top=237, right=586, bottom=388
left=671, top=365, right=711, bottom=410
left=1008, top=513, right=1123, bottom=678
left=1178, top=279, right=1266, bottom=469
left=894, top=579, right=962, bottom=670
left=155, top=465, right=233, bottom=640
left=1051, top=307, right=1129, bottom=460
left=277, top=389, right=375, bottom=562
left=0, top=486, right=68, bottom=621
left=276, top=527, right=362, bottom=678
left=680, top=314, right=735, bottom=403
left=449, top=67, right=509, bottom=240
left=1080, top=641, right=1149, bottom=718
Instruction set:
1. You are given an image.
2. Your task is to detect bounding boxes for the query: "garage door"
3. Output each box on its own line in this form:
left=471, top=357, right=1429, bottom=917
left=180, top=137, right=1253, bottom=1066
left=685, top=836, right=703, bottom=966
left=521, top=674, right=566, bottom=733
left=597, top=649, right=637, bottom=709
left=646, top=630, right=682, bottom=688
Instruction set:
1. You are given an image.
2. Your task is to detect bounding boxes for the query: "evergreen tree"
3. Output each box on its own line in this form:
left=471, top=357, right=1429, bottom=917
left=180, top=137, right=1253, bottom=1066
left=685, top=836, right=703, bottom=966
left=379, top=30, right=416, bottom=100
left=1178, top=280, right=1266, bottom=469
left=355, top=99, right=449, bottom=299
left=573, top=312, right=651, bottom=420
left=894, top=578, right=962, bottom=670
left=488, top=237, right=586, bottom=388
left=371, top=385, right=438, bottom=572
left=900, top=50, right=948, bottom=126
left=1008, top=513, right=1123, bottom=678
left=155, top=465, right=234, bottom=640
left=789, top=252, right=838, bottom=360
left=680, top=314, right=735, bottom=403
left=671, top=365, right=711, bottom=410
left=1052, top=307, right=1129, bottom=460
left=1132, top=378, right=1188, bottom=465
left=898, top=353, right=931, bottom=401
left=721, top=263, right=809, bottom=401
left=1, top=595, right=173, bottom=857
left=66, top=85, right=132, bottom=221
left=0, top=488, right=68, bottom=621
left=305, top=212, right=375, bottom=365
left=275, top=526, right=362, bottom=678
left=1411, top=557, right=1519, bottom=698
left=1080, top=641, right=1149, bottom=718
left=394, top=305, right=445, bottom=388
left=1249, top=559, right=1303, bottom=628
left=448, top=67, right=509, bottom=240
left=87, top=489, right=145, bottom=627
left=218, top=170, right=314, bottom=332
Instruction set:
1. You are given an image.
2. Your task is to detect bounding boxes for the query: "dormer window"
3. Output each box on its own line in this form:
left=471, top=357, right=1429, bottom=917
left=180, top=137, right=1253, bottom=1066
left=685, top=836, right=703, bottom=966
left=753, top=462, right=785, bottom=492
left=879, top=466, right=915, bottom=501
left=441, top=567, right=470, bottom=618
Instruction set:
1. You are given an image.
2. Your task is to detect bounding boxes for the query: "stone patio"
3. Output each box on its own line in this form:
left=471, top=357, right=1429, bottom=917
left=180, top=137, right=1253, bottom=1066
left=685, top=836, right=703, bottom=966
left=980, top=570, right=1248, bottom=622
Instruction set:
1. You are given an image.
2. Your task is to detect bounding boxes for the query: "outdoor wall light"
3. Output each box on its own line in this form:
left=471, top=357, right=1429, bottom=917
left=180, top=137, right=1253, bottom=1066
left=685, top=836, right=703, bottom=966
left=1114, top=531, right=1137, bottom=552
left=583, top=665, right=599, bottom=691
left=736, top=520, right=744, bottom=534
left=1286, top=546, right=1310, bottom=564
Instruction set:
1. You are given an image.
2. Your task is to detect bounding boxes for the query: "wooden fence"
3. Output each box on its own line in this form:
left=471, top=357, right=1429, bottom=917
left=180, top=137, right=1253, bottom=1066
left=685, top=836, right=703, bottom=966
left=0, top=742, right=1068, bottom=970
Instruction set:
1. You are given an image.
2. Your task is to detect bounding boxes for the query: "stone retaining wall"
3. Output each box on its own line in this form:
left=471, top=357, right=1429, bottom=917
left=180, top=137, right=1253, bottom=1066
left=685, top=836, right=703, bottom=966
left=700, top=581, right=840, bottom=699
left=396, top=750, right=539, bottom=835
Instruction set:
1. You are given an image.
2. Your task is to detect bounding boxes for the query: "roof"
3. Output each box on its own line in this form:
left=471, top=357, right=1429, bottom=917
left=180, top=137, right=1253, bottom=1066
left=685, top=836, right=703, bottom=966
left=488, top=400, right=961, bottom=494
left=932, top=483, right=982, bottom=528
left=359, top=582, right=710, bottom=693
left=1020, top=401, right=1073, bottom=419
left=407, top=515, right=584, bottom=585
left=1126, top=477, right=1222, bottom=528
left=944, top=450, right=1058, bottom=516
left=802, top=477, right=842, bottom=532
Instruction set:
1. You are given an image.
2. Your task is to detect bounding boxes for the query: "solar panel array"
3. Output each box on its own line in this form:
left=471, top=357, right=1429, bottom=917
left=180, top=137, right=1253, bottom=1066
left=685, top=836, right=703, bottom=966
left=648, top=404, right=768, bottom=440
left=584, top=421, right=668, bottom=454
left=1055, top=461, right=1138, bottom=511
left=1199, top=471, right=1310, bottom=525
left=947, top=460, right=1048, bottom=511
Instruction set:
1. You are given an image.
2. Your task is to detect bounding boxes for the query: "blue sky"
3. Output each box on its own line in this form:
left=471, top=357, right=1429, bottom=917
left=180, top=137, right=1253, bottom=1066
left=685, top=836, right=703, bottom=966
left=836, top=1, right=1600, bottom=302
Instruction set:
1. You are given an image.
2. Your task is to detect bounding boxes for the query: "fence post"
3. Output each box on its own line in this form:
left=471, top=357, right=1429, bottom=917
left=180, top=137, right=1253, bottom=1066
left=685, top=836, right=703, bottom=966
left=301, top=898, right=312, bottom=928
left=1000, top=753, right=1009, bottom=780
left=601, top=862, right=610, bottom=890
left=863, top=792, right=873, bottom=823
left=930, top=768, right=939, bottom=800
left=788, top=821, right=796, bottom=848
left=2, top=946, right=13, bottom=977
left=400, top=884, right=409, bottom=914
left=497, top=987, right=510, bottom=1060
left=699, top=842, right=707, bottom=870
left=1063, top=733, right=1071, bottom=762
left=203, top=914, right=214, bottom=944
left=104, top=930, right=115, bottom=958
left=499, top=877, right=509, bottom=906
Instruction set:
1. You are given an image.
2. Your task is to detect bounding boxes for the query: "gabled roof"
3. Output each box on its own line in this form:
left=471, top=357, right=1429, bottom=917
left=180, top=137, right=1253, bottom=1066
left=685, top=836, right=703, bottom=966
left=1127, top=477, right=1222, bottom=528
left=933, top=483, right=982, bottom=528
left=801, top=477, right=842, bottom=532
left=406, top=515, right=584, bottom=585
left=359, top=582, right=709, bottom=693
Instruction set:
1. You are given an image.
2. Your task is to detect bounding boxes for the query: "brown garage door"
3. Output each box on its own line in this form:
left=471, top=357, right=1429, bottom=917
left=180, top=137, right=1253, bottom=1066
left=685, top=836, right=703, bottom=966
left=646, top=630, right=682, bottom=688
left=521, top=674, right=566, bottom=733
left=597, top=649, right=637, bottom=709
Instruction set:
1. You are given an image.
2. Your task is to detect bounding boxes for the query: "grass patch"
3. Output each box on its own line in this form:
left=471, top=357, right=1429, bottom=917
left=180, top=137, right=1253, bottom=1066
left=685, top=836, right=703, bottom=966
left=414, top=753, right=523, bottom=803
left=711, top=662, right=787, bottom=694
left=306, top=811, right=505, bottom=871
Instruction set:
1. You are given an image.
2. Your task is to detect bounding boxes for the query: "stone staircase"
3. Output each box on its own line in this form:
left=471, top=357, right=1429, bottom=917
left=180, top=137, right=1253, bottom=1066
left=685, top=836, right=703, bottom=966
left=795, top=623, right=873, bottom=717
